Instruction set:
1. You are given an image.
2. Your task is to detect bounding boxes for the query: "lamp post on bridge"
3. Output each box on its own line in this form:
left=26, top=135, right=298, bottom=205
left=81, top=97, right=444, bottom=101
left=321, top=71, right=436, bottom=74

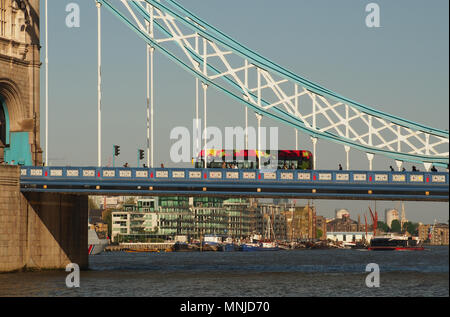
left=256, top=113, right=262, bottom=169
left=395, top=160, right=403, bottom=172
left=311, top=137, right=317, bottom=170
left=345, top=146, right=350, bottom=170
left=294, top=84, right=299, bottom=151
left=202, top=82, right=208, bottom=169
left=367, top=153, right=374, bottom=171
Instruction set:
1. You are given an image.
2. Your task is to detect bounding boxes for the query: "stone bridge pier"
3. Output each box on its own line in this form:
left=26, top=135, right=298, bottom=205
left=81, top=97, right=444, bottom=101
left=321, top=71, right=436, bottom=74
left=0, top=166, right=88, bottom=272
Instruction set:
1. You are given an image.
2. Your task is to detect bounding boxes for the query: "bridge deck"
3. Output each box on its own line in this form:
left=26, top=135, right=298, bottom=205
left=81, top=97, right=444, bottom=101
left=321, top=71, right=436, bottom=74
left=19, top=167, right=449, bottom=201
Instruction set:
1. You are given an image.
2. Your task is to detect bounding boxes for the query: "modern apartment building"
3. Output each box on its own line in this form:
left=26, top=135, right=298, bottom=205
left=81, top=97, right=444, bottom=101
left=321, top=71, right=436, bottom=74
left=111, top=197, right=254, bottom=242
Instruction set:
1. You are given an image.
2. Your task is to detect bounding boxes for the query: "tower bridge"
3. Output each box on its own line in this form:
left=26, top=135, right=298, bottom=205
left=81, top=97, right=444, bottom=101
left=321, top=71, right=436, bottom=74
left=0, top=0, right=448, bottom=272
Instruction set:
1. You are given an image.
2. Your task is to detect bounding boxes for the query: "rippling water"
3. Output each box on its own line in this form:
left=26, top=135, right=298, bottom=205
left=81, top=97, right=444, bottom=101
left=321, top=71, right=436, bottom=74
left=0, top=247, right=448, bottom=297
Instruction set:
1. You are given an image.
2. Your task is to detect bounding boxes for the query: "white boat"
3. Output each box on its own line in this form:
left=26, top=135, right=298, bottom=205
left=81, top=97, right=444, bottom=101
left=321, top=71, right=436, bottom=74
left=88, top=229, right=109, bottom=255
left=341, top=241, right=356, bottom=249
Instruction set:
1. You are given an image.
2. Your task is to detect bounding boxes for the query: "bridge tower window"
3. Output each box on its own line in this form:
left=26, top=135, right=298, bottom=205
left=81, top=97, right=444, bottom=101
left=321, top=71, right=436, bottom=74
left=0, top=99, right=6, bottom=162
left=0, top=0, right=7, bottom=38
left=11, top=10, right=15, bottom=38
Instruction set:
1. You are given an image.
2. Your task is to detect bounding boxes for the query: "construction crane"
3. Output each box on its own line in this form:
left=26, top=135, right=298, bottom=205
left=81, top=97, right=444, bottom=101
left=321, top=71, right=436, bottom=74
left=368, top=206, right=378, bottom=235
left=364, top=214, right=368, bottom=242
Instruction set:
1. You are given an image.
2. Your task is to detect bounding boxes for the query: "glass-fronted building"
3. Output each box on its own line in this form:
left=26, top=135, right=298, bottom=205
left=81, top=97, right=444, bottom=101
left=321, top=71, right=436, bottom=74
left=111, top=197, right=254, bottom=242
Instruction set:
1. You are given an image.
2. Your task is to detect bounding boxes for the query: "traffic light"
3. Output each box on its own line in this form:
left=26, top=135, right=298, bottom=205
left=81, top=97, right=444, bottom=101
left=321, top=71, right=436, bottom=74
left=114, top=145, right=120, bottom=156
left=139, top=149, right=145, bottom=160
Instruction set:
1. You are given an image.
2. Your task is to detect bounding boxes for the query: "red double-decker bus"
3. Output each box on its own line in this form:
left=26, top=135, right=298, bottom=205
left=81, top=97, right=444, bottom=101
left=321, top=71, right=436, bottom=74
left=193, top=149, right=313, bottom=170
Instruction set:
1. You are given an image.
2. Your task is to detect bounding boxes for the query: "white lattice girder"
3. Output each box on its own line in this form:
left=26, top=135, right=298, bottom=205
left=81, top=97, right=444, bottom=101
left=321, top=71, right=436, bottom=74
left=110, top=0, right=448, bottom=165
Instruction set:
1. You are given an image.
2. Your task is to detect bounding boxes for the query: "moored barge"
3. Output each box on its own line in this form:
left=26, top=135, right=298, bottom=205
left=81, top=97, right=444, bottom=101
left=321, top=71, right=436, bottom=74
left=368, top=234, right=424, bottom=251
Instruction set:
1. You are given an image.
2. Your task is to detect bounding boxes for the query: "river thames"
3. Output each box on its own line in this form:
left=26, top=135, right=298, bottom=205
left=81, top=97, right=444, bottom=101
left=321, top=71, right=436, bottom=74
left=0, top=247, right=447, bottom=297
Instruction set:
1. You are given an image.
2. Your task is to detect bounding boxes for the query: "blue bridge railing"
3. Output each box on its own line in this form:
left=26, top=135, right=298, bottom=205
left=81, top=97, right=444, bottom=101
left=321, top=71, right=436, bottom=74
left=20, top=166, right=448, bottom=185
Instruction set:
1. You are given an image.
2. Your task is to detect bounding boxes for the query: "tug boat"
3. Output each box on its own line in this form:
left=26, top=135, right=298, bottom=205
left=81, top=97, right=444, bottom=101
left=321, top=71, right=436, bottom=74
left=368, top=234, right=424, bottom=251
left=88, top=229, right=109, bottom=255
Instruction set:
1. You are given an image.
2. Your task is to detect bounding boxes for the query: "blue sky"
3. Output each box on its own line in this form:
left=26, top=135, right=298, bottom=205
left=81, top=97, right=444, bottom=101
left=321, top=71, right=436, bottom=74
left=40, top=0, right=449, bottom=223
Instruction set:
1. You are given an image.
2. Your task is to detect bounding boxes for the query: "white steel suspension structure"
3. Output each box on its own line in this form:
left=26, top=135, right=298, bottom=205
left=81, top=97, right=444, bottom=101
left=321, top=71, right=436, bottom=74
left=244, top=59, right=249, bottom=149
left=195, top=33, right=200, bottom=161
left=100, top=0, right=449, bottom=170
left=45, top=0, right=48, bottom=166
left=145, top=3, right=150, bottom=167
left=202, top=81, right=208, bottom=168
left=202, top=34, right=208, bottom=169
left=96, top=1, right=102, bottom=167
left=145, top=3, right=154, bottom=168
left=256, top=67, right=263, bottom=169
left=294, top=84, right=298, bottom=151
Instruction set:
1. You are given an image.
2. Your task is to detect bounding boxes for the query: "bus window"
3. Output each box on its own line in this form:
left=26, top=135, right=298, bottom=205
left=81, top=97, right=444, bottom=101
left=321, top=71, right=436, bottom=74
left=195, top=162, right=203, bottom=168
left=277, top=160, right=285, bottom=170
left=209, top=162, right=223, bottom=169
left=241, top=161, right=254, bottom=169
left=286, top=160, right=298, bottom=169
left=299, top=159, right=310, bottom=170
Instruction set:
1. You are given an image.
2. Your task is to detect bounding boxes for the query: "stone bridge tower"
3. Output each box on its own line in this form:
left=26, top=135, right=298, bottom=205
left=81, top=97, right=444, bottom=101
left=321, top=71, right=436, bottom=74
left=0, top=0, right=41, bottom=165
left=0, top=1, right=88, bottom=273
